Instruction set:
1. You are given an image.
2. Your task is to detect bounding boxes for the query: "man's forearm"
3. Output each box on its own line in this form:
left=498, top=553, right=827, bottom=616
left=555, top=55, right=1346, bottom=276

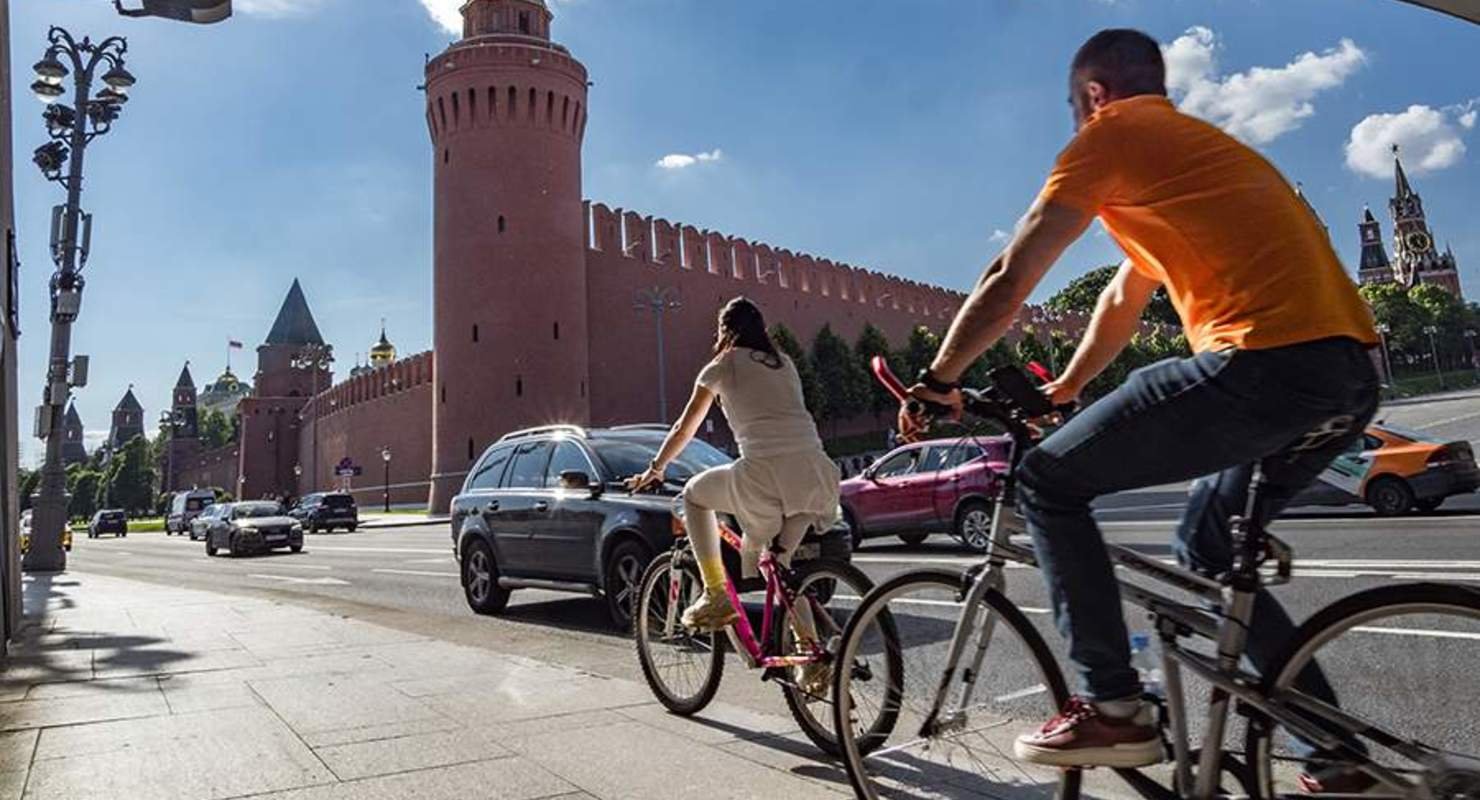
left=930, top=201, right=1093, bottom=383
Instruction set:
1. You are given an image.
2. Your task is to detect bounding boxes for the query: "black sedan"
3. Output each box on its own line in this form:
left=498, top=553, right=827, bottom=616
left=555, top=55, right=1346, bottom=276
left=203, top=501, right=304, bottom=557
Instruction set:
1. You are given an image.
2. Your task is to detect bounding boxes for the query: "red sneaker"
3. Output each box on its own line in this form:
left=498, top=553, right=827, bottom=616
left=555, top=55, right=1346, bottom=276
left=1013, top=697, right=1162, bottom=768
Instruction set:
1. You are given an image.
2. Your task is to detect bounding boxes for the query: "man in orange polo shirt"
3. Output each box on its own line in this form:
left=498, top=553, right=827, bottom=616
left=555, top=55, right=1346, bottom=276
left=901, top=29, right=1379, bottom=774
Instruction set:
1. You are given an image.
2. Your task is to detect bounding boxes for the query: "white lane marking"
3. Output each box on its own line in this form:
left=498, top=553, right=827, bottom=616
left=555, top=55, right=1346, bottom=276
left=262, top=563, right=333, bottom=571
left=407, top=557, right=452, bottom=565
left=994, top=684, right=1049, bottom=702
left=296, top=546, right=448, bottom=555
left=1413, top=409, right=1480, bottom=430
left=248, top=574, right=350, bottom=586
left=835, top=594, right=1050, bottom=615
left=371, top=569, right=459, bottom=578
left=1352, top=625, right=1480, bottom=641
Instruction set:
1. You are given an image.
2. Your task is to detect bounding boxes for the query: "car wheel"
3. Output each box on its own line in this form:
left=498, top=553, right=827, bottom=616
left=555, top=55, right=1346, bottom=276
left=843, top=509, right=863, bottom=552
left=954, top=501, right=995, bottom=553
left=205, top=538, right=218, bottom=557
left=1414, top=497, right=1444, bottom=513
left=1366, top=476, right=1415, bottom=516
left=347, top=525, right=357, bottom=533
left=898, top=532, right=929, bottom=547
left=290, top=544, right=303, bottom=553
left=462, top=538, right=510, bottom=615
left=228, top=534, right=241, bottom=557
left=603, top=539, right=651, bottom=631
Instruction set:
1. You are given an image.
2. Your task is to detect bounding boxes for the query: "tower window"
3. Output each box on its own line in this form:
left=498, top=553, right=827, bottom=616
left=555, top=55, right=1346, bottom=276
left=519, top=11, right=530, bottom=33
left=516, top=376, right=523, bottom=397
left=488, top=86, right=498, bottom=120
left=508, top=86, right=517, bottom=119
left=546, top=91, right=555, bottom=123
left=443, top=148, right=450, bottom=165
left=472, top=324, right=480, bottom=342
left=440, top=384, right=446, bottom=404
left=553, top=321, right=559, bottom=340
left=467, top=438, right=475, bottom=461
left=497, top=215, right=506, bottom=233
left=528, top=88, right=537, bottom=122
left=580, top=380, right=586, bottom=398
left=450, top=91, right=459, bottom=125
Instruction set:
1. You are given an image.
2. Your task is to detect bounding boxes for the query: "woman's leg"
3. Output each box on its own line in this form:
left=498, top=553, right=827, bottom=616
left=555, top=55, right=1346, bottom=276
left=681, top=466, right=734, bottom=591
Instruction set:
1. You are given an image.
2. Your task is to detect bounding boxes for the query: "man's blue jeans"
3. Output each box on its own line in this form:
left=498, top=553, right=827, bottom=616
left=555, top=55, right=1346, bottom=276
left=1016, top=337, right=1380, bottom=703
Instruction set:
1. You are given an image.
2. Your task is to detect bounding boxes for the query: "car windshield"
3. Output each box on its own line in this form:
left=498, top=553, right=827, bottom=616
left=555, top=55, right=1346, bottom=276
left=186, top=498, right=211, bottom=512
left=234, top=502, right=284, bottom=519
left=324, top=495, right=355, bottom=508
left=591, top=434, right=731, bottom=485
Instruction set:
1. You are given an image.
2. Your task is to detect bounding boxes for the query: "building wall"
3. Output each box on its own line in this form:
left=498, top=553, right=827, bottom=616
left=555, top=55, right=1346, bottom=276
left=584, top=203, right=966, bottom=441
left=1, top=0, right=22, bottom=648
left=237, top=397, right=303, bottom=501
left=295, top=352, right=433, bottom=506
left=173, top=442, right=241, bottom=496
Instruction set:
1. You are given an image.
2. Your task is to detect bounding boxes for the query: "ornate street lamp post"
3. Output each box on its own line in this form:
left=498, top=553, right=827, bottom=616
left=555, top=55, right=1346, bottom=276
left=381, top=447, right=392, bottom=513
left=24, top=28, right=135, bottom=572
left=633, top=287, right=681, bottom=421
left=290, top=345, right=333, bottom=493
left=1422, top=324, right=1444, bottom=390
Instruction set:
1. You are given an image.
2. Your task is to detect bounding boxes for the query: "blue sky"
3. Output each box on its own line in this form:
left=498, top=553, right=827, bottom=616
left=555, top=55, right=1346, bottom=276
left=11, top=0, right=1479, bottom=465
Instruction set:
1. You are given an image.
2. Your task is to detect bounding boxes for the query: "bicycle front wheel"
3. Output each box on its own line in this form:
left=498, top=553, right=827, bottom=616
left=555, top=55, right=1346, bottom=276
left=833, top=569, right=1080, bottom=800
left=634, top=551, right=725, bottom=715
left=1245, top=582, right=1480, bottom=799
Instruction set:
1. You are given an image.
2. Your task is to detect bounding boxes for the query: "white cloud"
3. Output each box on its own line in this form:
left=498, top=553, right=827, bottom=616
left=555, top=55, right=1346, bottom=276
left=655, top=149, right=724, bottom=170
left=989, top=229, right=1010, bottom=243
left=1163, top=26, right=1365, bottom=145
left=419, top=0, right=462, bottom=34
left=1345, top=104, right=1472, bottom=178
left=235, top=0, right=331, bottom=17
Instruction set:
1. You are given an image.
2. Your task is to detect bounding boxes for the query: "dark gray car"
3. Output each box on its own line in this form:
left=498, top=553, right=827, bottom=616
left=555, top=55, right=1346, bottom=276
left=204, top=501, right=304, bottom=557
left=450, top=425, right=851, bottom=629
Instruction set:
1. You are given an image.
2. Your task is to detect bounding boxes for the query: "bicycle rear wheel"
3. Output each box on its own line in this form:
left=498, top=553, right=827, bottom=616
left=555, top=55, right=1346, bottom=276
left=1245, top=582, right=1480, bottom=799
left=833, top=569, right=1080, bottom=800
left=772, top=559, right=898, bottom=758
left=634, top=551, right=725, bottom=715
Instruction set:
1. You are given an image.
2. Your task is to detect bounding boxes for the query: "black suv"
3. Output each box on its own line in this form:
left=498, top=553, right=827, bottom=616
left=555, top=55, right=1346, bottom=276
left=289, top=492, right=359, bottom=533
left=88, top=509, right=128, bottom=538
left=451, top=424, right=851, bottom=628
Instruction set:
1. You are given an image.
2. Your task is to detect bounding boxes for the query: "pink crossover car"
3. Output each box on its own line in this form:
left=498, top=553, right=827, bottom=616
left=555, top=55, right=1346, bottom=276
left=840, top=436, right=1011, bottom=552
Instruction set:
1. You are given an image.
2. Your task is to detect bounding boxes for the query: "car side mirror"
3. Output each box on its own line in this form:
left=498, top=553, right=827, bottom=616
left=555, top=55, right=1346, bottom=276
left=559, top=470, right=600, bottom=496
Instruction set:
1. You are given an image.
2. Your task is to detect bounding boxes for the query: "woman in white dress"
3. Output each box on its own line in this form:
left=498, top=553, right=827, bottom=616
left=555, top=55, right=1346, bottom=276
left=628, top=298, right=840, bottom=649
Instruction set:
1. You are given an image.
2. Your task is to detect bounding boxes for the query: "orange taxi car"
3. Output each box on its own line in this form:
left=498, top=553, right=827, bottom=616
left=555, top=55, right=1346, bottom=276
left=1293, top=422, right=1479, bottom=516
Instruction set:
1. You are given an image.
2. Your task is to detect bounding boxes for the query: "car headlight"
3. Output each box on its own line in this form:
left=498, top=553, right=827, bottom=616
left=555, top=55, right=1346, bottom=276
left=290, top=523, right=303, bottom=533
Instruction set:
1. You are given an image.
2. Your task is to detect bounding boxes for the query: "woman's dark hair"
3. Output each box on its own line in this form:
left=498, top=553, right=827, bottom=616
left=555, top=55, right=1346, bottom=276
left=715, top=297, right=782, bottom=368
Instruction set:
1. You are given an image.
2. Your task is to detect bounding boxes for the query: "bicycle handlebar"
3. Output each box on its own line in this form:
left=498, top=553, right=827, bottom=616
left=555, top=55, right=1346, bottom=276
left=870, top=356, right=1073, bottom=441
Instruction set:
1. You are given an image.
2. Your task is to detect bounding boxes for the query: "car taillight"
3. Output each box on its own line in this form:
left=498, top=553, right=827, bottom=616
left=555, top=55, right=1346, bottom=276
left=1427, top=443, right=1474, bottom=467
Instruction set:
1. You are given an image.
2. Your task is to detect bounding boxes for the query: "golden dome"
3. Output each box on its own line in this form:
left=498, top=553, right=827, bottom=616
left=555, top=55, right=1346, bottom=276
left=369, top=322, right=397, bottom=368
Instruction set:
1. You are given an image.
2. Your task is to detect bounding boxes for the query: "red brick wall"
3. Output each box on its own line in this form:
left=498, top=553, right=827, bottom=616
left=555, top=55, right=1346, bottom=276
left=296, top=352, right=434, bottom=507
left=172, top=442, right=241, bottom=497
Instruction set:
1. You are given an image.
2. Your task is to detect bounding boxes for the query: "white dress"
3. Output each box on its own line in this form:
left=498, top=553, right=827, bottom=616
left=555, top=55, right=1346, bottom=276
left=685, top=348, right=841, bottom=568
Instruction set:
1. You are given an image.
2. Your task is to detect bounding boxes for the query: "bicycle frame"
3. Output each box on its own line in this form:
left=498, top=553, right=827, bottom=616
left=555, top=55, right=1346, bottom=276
left=867, top=358, right=1448, bottom=800
left=909, top=434, right=1452, bottom=799
left=661, top=524, right=825, bottom=672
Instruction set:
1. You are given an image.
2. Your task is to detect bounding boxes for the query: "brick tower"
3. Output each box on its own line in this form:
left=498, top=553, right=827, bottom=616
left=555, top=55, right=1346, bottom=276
left=425, top=0, right=591, bottom=510
left=163, top=362, right=201, bottom=492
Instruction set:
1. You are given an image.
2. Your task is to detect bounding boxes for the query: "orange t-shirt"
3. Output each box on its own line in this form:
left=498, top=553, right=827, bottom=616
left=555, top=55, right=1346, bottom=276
left=1038, top=95, right=1378, bottom=353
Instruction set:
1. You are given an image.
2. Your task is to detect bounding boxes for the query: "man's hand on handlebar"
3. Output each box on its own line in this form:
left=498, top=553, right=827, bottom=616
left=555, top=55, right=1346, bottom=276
left=897, top=384, right=964, bottom=443
left=1039, top=377, right=1081, bottom=409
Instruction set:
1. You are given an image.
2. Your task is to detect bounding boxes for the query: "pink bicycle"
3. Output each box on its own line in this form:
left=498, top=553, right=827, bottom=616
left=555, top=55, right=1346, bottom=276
left=633, top=518, right=901, bottom=756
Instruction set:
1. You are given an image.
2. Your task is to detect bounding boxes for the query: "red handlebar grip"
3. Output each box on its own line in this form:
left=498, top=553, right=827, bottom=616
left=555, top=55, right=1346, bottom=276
left=871, top=356, right=910, bottom=401
left=1026, top=361, right=1055, bottom=384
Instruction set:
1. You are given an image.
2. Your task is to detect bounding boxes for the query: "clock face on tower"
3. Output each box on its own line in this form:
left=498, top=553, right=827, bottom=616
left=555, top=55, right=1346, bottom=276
left=1405, top=231, right=1432, bottom=252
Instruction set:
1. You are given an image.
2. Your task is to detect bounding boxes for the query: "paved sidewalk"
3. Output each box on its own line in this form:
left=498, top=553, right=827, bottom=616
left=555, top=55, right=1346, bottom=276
left=356, top=513, right=450, bottom=530
left=0, top=571, right=864, bottom=800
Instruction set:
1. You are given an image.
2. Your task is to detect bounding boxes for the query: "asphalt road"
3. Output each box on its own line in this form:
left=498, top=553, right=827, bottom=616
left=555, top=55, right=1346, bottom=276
left=65, top=388, right=1480, bottom=778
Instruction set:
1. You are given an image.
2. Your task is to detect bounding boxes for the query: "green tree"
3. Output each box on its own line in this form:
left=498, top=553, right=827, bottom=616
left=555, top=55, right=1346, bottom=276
left=770, top=324, right=821, bottom=418
left=897, top=326, right=941, bottom=382
left=18, top=468, right=39, bottom=512
left=199, top=409, right=236, bottom=450
left=810, top=324, right=867, bottom=434
left=67, top=467, right=103, bottom=522
left=1359, top=282, right=1426, bottom=355
left=854, top=324, right=898, bottom=423
left=1045, top=264, right=1179, bottom=325
left=98, top=436, right=157, bottom=516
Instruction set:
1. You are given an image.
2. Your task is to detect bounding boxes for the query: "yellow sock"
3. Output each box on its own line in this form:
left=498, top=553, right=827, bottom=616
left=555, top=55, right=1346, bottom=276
left=697, top=556, right=727, bottom=591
